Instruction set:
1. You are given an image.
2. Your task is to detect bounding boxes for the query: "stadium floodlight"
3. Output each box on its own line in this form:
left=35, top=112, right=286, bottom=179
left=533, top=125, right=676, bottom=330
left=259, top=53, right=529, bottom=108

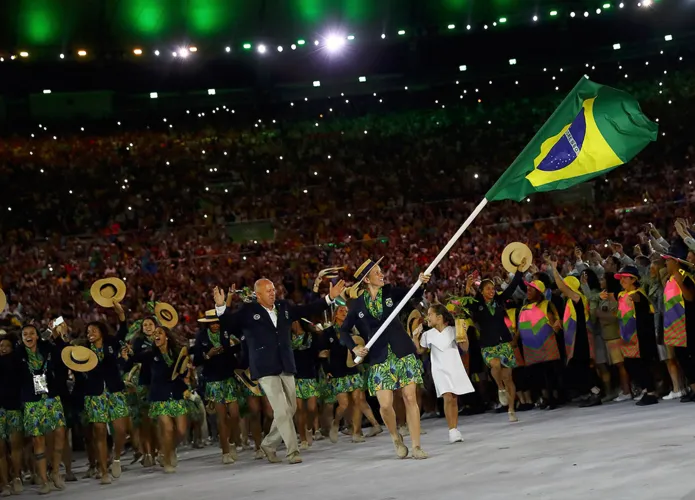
left=398, top=30, right=406, bottom=35
left=208, top=89, right=215, bottom=95
left=150, top=92, right=158, bottom=99
left=313, top=81, right=320, bottom=87
left=43, top=90, right=51, bottom=94
left=613, top=43, right=621, bottom=50
left=359, top=76, right=366, bottom=82
left=509, top=58, right=517, bottom=65
left=325, top=34, right=346, bottom=52
left=459, top=64, right=467, bottom=71
left=664, top=34, right=673, bottom=41
left=257, top=44, right=267, bottom=54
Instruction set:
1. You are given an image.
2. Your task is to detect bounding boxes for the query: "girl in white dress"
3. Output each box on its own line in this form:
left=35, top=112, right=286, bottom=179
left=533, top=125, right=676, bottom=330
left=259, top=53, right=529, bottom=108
left=414, top=304, right=474, bottom=443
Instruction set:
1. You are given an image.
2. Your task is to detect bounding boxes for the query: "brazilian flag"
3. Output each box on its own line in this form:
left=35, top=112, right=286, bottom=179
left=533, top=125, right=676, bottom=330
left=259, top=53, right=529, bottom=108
left=486, top=77, right=658, bottom=202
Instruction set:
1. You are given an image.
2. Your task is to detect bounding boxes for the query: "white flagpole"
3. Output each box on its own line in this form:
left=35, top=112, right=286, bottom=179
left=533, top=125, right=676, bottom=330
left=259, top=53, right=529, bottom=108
left=353, top=197, right=489, bottom=364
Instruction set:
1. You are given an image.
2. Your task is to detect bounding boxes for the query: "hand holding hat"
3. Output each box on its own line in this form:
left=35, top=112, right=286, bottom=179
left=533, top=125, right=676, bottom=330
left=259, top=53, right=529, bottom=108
left=90, top=278, right=127, bottom=308
left=502, top=243, right=532, bottom=274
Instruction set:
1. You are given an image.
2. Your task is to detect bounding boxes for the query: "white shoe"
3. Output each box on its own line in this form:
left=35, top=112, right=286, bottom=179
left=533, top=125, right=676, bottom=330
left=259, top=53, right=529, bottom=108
left=663, top=390, right=684, bottom=400
left=448, top=428, right=464, bottom=444
left=634, top=389, right=646, bottom=402
left=498, top=390, right=509, bottom=407
left=613, top=392, right=632, bottom=402
left=398, top=425, right=410, bottom=437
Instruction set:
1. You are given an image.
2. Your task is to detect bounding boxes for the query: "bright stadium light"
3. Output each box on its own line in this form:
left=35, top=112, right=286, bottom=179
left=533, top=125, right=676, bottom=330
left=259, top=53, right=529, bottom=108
left=459, top=64, right=467, bottom=71
left=359, top=76, right=366, bottom=82
left=257, top=44, right=267, bottom=54
left=325, top=34, right=346, bottom=52
left=665, top=34, right=673, bottom=41
left=313, top=81, right=321, bottom=87
left=509, top=58, right=517, bottom=65
left=613, top=43, right=621, bottom=50
left=179, top=48, right=189, bottom=58
left=150, top=92, right=158, bottom=99
left=208, top=89, right=216, bottom=95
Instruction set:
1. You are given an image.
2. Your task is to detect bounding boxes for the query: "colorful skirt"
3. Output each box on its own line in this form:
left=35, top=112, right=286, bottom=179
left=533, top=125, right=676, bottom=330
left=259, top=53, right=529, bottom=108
left=0, top=408, right=23, bottom=439
left=481, top=342, right=518, bottom=369
left=84, top=391, right=130, bottom=424
left=23, top=396, right=66, bottom=437
left=126, top=390, right=142, bottom=427
left=205, top=377, right=239, bottom=404
left=149, top=399, right=188, bottom=419
left=331, top=373, right=365, bottom=395
left=318, top=373, right=336, bottom=404
left=367, top=347, right=423, bottom=396
left=185, top=397, right=205, bottom=423
left=295, top=378, right=319, bottom=400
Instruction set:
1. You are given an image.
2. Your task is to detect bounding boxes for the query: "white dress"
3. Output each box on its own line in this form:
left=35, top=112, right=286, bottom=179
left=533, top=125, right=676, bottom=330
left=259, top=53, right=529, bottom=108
left=420, top=326, right=475, bottom=398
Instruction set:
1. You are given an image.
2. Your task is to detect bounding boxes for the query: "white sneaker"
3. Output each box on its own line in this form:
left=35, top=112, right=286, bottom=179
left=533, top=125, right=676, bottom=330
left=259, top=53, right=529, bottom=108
left=663, top=390, right=684, bottom=400
left=634, top=389, right=646, bottom=402
left=448, top=428, right=464, bottom=444
left=613, top=392, right=632, bottom=402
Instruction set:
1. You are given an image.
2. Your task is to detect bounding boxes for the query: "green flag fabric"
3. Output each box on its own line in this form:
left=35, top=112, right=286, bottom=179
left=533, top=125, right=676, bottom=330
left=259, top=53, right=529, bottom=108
left=485, top=77, right=658, bottom=202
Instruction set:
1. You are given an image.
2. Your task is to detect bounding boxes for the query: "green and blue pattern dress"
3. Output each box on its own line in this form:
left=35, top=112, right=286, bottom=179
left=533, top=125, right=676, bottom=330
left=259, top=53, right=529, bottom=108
left=204, top=329, right=240, bottom=405
left=23, top=348, right=66, bottom=437
left=83, top=345, right=130, bottom=424
left=292, top=332, right=319, bottom=400
left=149, top=352, right=188, bottom=419
left=364, top=289, right=423, bottom=396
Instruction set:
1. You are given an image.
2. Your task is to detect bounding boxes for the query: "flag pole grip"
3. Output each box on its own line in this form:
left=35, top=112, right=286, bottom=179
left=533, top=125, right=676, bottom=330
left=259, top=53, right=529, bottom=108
left=353, top=198, right=489, bottom=364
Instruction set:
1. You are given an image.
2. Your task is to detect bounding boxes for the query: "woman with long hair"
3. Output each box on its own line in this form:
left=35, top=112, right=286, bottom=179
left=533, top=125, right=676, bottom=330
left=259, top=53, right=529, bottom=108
left=0, top=333, right=23, bottom=495
left=414, top=304, right=473, bottom=443
left=321, top=306, right=382, bottom=444
left=133, top=326, right=188, bottom=473
left=131, top=316, right=159, bottom=467
left=17, top=324, right=68, bottom=494
left=75, top=301, right=131, bottom=485
left=464, top=258, right=526, bottom=422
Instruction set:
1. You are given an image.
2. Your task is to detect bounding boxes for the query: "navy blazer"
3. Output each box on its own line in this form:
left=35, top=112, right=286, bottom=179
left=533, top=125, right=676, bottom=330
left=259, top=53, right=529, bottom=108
left=322, top=326, right=360, bottom=379
left=468, top=271, right=523, bottom=348
left=16, top=337, right=68, bottom=404
left=340, top=285, right=419, bottom=364
left=132, top=346, right=187, bottom=402
left=218, top=298, right=331, bottom=381
left=78, top=322, right=128, bottom=397
left=193, top=327, right=241, bottom=382
left=132, top=335, right=154, bottom=386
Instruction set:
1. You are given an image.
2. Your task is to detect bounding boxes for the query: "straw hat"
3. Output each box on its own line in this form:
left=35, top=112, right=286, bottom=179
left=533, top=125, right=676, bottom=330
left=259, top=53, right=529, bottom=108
left=501, top=242, right=533, bottom=274
left=0, top=289, right=6, bottom=314
left=235, top=368, right=262, bottom=397
left=62, top=346, right=98, bottom=373
left=346, top=335, right=366, bottom=368
left=154, top=302, right=179, bottom=329
left=197, top=310, right=220, bottom=324
left=171, top=347, right=189, bottom=381
left=407, top=310, right=423, bottom=338
left=90, top=278, right=126, bottom=308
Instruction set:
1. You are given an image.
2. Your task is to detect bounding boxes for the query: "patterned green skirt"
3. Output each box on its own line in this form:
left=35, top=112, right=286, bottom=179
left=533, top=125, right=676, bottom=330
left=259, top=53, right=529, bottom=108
left=367, top=347, right=423, bottom=396
left=481, top=342, right=518, bottom=369
left=296, top=378, right=319, bottom=400
left=84, top=391, right=130, bottom=424
left=185, top=398, right=205, bottom=423
left=205, top=377, right=239, bottom=404
left=149, top=399, right=188, bottom=419
left=24, top=396, right=66, bottom=437
left=318, top=373, right=336, bottom=404
left=126, top=390, right=141, bottom=427
left=0, top=409, right=23, bottom=439
left=331, top=373, right=366, bottom=395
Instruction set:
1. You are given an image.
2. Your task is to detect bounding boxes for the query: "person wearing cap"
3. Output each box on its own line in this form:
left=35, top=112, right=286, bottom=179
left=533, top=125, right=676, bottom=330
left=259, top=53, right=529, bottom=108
left=661, top=251, right=695, bottom=402
left=465, top=259, right=526, bottom=422
left=0, top=333, right=23, bottom=496
left=74, top=301, right=131, bottom=484
left=212, top=278, right=345, bottom=465
left=518, top=279, right=563, bottom=409
left=339, top=258, right=431, bottom=460
left=132, top=326, right=189, bottom=473
left=320, top=305, right=383, bottom=444
left=546, top=257, right=602, bottom=408
left=194, top=309, right=242, bottom=465
left=609, top=265, right=659, bottom=406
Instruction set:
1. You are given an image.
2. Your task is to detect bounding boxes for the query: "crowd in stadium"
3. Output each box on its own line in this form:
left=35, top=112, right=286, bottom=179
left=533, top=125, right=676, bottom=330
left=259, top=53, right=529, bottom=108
left=0, top=64, right=694, bottom=493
